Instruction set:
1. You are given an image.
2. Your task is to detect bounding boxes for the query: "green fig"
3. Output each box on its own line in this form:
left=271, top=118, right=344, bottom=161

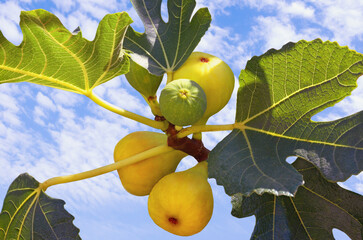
left=113, top=131, right=186, bottom=196
left=159, top=79, right=207, bottom=126
left=148, top=161, right=214, bottom=236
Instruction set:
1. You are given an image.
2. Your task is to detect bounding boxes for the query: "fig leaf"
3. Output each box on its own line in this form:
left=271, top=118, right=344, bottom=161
left=208, top=39, right=363, bottom=197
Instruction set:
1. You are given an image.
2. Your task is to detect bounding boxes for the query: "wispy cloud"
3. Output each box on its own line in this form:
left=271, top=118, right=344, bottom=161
left=307, top=0, right=363, bottom=47
left=0, top=1, right=23, bottom=45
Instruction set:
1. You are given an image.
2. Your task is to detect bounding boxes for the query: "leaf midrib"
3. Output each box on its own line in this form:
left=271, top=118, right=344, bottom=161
left=32, top=12, right=90, bottom=91
left=238, top=124, right=363, bottom=151
left=240, top=59, right=361, bottom=126
left=3, top=188, right=38, bottom=239
left=0, top=65, right=85, bottom=94
left=289, top=197, right=313, bottom=240
left=301, top=185, right=361, bottom=224
left=141, top=0, right=170, bottom=69
left=92, top=13, right=123, bottom=89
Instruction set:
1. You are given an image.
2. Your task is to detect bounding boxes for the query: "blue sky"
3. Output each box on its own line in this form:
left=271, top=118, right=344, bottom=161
left=0, top=0, right=362, bottom=239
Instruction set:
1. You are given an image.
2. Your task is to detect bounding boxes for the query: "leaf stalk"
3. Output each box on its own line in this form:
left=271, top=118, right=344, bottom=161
left=87, top=91, right=168, bottom=130
left=40, top=145, right=174, bottom=191
left=177, top=123, right=237, bottom=138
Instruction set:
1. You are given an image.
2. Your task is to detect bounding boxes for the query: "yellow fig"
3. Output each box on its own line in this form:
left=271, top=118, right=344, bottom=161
left=113, top=131, right=186, bottom=196
left=173, top=52, right=235, bottom=124
left=148, top=161, right=213, bottom=236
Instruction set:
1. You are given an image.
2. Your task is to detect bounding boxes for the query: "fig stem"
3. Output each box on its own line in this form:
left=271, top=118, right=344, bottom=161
left=87, top=91, right=168, bottom=130
left=40, top=145, right=174, bottom=191
left=166, top=71, right=174, bottom=84
left=144, top=95, right=163, bottom=117
left=177, top=124, right=237, bottom=138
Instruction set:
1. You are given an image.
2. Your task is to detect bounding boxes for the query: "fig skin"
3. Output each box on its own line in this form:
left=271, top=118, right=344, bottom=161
left=159, top=79, right=207, bottom=126
left=173, top=52, right=235, bottom=124
left=148, top=161, right=214, bottom=236
left=113, top=131, right=186, bottom=196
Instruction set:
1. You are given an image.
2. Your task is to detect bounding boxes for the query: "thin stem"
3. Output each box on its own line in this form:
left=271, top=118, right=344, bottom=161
left=40, top=145, right=174, bottom=191
left=177, top=123, right=237, bottom=138
left=144, top=95, right=162, bottom=116
left=87, top=91, right=168, bottom=130
left=166, top=71, right=174, bottom=84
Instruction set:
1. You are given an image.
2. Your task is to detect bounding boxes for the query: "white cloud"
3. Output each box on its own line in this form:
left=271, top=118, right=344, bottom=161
left=0, top=1, right=23, bottom=45
left=36, top=92, right=56, bottom=111
left=307, top=0, right=363, bottom=46
left=197, top=25, right=250, bottom=71
left=195, top=0, right=242, bottom=16
left=33, top=106, right=47, bottom=126
left=279, top=1, right=315, bottom=19
left=54, top=10, right=100, bottom=40
left=52, top=0, right=129, bottom=15
left=52, top=0, right=75, bottom=13
left=355, top=173, right=363, bottom=194
left=0, top=85, right=22, bottom=127
left=51, top=90, right=83, bottom=107
left=235, top=0, right=362, bottom=53
left=314, top=76, right=363, bottom=121
left=244, top=0, right=315, bottom=20
left=0, top=81, right=152, bottom=207
left=251, top=15, right=323, bottom=51
left=332, top=77, right=363, bottom=115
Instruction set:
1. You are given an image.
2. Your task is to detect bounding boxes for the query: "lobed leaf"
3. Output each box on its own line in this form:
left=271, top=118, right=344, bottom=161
left=0, top=9, right=132, bottom=95
left=0, top=173, right=80, bottom=240
left=124, top=0, right=211, bottom=75
left=231, top=158, right=363, bottom=240
left=209, top=39, right=363, bottom=196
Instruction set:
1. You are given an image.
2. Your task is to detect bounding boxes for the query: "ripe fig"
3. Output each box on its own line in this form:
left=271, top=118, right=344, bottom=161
left=148, top=161, right=213, bottom=236
left=159, top=79, right=207, bottom=126
left=173, top=52, right=235, bottom=124
left=113, top=131, right=186, bottom=196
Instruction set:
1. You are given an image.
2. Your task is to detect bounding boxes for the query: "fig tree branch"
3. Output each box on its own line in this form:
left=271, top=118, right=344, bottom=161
left=177, top=123, right=237, bottom=138
left=167, top=124, right=210, bottom=162
left=40, top=145, right=174, bottom=191
left=87, top=91, right=168, bottom=130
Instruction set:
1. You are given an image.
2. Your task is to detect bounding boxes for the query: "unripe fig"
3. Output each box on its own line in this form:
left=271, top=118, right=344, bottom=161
left=125, top=59, right=163, bottom=98
left=113, top=131, right=186, bottom=196
left=159, top=79, right=207, bottom=126
left=148, top=161, right=213, bottom=236
left=173, top=52, right=235, bottom=124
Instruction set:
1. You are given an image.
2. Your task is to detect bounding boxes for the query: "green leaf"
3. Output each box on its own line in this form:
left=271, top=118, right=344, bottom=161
left=0, top=173, right=80, bottom=240
left=208, top=39, right=363, bottom=196
left=231, top=158, right=363, bottom=240
left=0, top=9, right=132, bottom=95
left=125, top=59, right=163, bottom=97
left=124, top=0, right=211, bottom=75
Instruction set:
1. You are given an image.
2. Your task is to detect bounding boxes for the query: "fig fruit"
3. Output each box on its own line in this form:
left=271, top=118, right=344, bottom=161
left=148, top=161, right=213, bottom=236
left=173, top=52, right=235, bottom=124
left=113, top=131, right=186, bottom=196
left=159, top=79, right=207, bottom=126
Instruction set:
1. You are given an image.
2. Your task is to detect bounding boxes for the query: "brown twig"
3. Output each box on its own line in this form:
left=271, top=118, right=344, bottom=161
left=166, top=124, right=210, bottom=162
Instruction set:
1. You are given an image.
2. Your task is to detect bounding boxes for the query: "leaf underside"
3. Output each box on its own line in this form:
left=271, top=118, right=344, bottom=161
left=209, top=39, right=363, bottom=197
left=0, top=173, right=81, bottom=240
left=124, top=0, right=211, bottom=75
left=0, top=9, right=132, bottom=95
left=231, top=158, right=363, bottom=240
